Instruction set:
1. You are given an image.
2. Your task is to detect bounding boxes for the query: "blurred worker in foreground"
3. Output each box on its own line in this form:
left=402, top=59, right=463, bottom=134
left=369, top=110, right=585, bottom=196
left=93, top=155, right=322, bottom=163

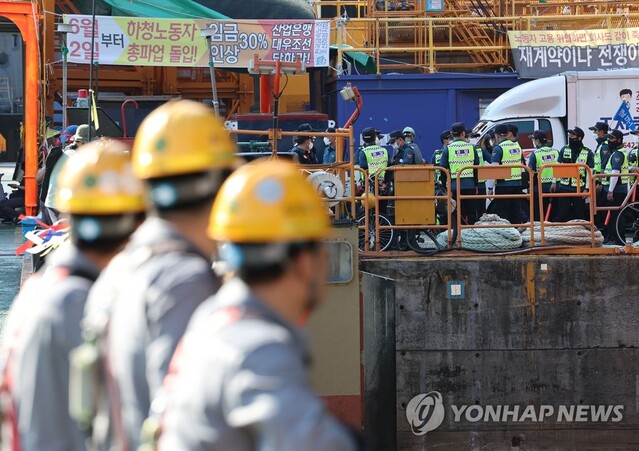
left=81, top=100, right=238, bottom=451
left=602, top=129, right=628, bottom=245
left=155, top=159, right=361, bottom=451
left=0, top=139, right=146, bottom=451
left=551, top=127, right=594, bottom=222
left=440, top=122, right=479, bottom=225
left=527, top=130, right=559, bottom=221
left=488, top=124, right=525, bottom=224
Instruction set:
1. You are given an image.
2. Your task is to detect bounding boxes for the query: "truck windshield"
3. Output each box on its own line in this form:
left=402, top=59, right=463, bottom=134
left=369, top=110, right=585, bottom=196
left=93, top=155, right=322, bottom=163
left=472, top=121, right=488, bottom=135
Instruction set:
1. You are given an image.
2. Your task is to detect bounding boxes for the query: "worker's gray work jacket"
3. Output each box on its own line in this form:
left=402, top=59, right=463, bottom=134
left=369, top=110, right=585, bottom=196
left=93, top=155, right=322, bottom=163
left=1, top=243, right=99, bottom=451
left=83, top=217, right=219, bottom=451
left=158, top=277, right=358, bottom=451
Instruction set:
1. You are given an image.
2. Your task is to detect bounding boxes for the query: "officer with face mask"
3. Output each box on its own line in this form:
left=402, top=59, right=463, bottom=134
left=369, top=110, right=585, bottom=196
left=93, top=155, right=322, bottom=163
left=291, top=123, right=318, bottom=164
left=601, top=129, right=629, bottom=245
left=322, top=127, right=337, bottom=164
left=389, top=130, right=418, bottom=165
left=527, top=130, right=559, bottom=221
left=401, top=126, right=424, bottom=163
left=589, top=122, right=610, bottom=229
left=551, top=126, right=594, bottom=222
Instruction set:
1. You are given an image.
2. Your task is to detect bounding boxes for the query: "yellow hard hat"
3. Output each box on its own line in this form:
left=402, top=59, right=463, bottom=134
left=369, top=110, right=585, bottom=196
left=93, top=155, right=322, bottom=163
left=132, top=100, right=236, bottom=179
left=55, top=139, right=147, bottom=215
left=208, top=160, right=330, bottom=242
left=363, top=192, right=376, bottom=210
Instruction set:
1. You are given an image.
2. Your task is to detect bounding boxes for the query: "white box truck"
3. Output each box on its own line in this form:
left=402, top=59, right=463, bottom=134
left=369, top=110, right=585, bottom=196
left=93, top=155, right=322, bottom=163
left=472, top=69, right=639, bottom=156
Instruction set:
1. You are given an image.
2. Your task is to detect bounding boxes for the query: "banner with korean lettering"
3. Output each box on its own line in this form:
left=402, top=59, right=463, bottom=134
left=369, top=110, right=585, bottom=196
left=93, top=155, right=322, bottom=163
left=508, top=28, right=639, bottom=78
left=63, top=15, right=330, bottom=68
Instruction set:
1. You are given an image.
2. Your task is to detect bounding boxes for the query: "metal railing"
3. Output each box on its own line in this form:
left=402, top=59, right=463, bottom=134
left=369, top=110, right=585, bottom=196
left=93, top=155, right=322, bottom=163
left=355, top=163, right=639, bottom=256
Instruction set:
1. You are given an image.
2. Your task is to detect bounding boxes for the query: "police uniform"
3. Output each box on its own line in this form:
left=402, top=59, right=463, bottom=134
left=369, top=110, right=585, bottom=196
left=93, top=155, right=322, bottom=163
left=358, top=142, right=389, bottom=179
left=527, top=135, right=559, bottom=221
left=490, top=135, right=525, bottom=224
left=158, top=278, right=358, bottom=451
left=83, top=217, right=220, bottom=450
left=392, top=142, right=417, bottom=165
left=441, top=135, right=479, bottom=225
left=602, top=131, right=630, bottom=245
left=1, top=244, right=98, bottom=451
left=555, top=129, right=594, bottom=222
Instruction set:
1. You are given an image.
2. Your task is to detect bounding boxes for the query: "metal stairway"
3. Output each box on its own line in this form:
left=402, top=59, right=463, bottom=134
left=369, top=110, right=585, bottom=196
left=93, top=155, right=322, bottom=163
left=445, top=0, right=507, bottom=66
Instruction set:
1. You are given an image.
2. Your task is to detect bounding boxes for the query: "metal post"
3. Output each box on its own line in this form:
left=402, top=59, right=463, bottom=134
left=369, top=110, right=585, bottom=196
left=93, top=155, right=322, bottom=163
left=205, top=35, right=220, bottom=117
left=61, top=34, right=68, bottom=128
left=87, top=0, right=97, bottom=139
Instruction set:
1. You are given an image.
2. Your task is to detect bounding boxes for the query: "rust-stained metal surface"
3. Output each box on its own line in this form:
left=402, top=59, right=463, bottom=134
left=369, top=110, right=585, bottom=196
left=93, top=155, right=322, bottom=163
left=361, top=256, right=639, bottom=449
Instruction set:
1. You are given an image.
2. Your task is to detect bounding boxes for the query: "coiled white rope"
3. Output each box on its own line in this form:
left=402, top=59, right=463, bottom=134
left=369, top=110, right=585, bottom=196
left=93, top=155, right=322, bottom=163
left=521, top=220, right=604, bottom=247
left=436, top=214, right=523, bottom=251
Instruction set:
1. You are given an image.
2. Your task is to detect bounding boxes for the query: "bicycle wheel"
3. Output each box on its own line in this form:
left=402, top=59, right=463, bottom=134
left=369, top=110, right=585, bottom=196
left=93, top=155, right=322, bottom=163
left=357, top=214, right=395, bottom=251
left=616, top=201, right=639, bottom=245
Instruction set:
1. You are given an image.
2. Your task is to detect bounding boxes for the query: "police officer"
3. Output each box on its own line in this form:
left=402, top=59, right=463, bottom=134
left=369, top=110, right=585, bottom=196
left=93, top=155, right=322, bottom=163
left=358, top=127, right=389, bottom=214
left=589, top=122, right=610, bottom=229
left=0, top=139, right=146, bottom=451
left=527, top=130, right=559, bottom=221
left=156, top=159, right=360, bottom=450
left=551, top=127, right=594, bottom=222
left=488, top=124, right=525, bottom=224
left=291, top=123, right=318, bottom=164
left=602, top=129, right=629, bottom=245
left=323, top=127, right=337, bottom=164
left=82, top=100, right=238, bottom=450
left=389, top=130, right=418, bottom=165
left=440, top=122, right=479, bottom=225
left=432, top=130, right=451, bottom=226
left=401, top=126, right=424, bottom=163
left=469, top=131, right=488, bottom=219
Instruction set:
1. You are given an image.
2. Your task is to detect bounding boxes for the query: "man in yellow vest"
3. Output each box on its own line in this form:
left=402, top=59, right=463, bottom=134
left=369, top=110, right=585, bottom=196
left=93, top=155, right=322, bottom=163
left=357, top=127, right=390, bottom=215
left=602, top=129, right=629, bottom=245
left=440, top=122, right=479, bottom=225
left=488, top=124, right=525, bottom=224
left=550, top=127, right=594, bottom=222
left=527, top=130, right=559, bottom=221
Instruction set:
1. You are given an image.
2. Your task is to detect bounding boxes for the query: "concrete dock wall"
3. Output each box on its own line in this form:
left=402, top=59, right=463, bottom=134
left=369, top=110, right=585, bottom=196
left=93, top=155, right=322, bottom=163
left=361, top=255, right=639, bottom=450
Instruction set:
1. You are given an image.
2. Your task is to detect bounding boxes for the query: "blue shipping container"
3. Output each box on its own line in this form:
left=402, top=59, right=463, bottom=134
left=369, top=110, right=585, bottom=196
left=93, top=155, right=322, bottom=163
left=330, top=73, right=526, bottom=163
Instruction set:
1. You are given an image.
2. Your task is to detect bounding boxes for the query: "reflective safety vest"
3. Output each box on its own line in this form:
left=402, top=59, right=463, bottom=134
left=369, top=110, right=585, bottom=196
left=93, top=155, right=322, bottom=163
left=559, top=147, right=591, bottom=188
left=593, top=140, right=608, bottom=174
left=628, top=148, right=638, bottom=185
left=499, top=140, right=522, bottom=181
left=629, top=148, right=638, bottom=168
left=362, top=144, right=388, bottom=179
left=433, top=149, right=443, bottom=184
left=534, top=146, right=559, bottom=183
left=447, top=140, right=475, bottom=179
left=476, top=145, right=486, bottom=183
left=602, top=149, right=630, bottom=186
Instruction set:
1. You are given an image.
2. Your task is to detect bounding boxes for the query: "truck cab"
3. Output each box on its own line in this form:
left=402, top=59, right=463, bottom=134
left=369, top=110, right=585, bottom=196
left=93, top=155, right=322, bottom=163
left=471, top=75, right=568, bottom=160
